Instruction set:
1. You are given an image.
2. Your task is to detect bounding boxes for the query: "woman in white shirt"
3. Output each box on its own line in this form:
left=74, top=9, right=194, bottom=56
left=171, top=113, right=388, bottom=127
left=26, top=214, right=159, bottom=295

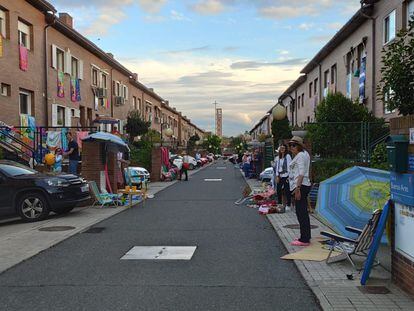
left=288, top=136, right=312, bottom=246
left=275, top=144, right=292, bottom=210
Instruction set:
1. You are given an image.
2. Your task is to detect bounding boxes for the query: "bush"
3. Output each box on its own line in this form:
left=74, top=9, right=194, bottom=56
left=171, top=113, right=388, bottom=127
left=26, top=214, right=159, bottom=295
left=370, top=143, right=388, bottom=170
left=271, top=117, right=292, bottom=146
left=312, top=158, right=355, bottom=183
left=130, top=140, right=152, bottom=170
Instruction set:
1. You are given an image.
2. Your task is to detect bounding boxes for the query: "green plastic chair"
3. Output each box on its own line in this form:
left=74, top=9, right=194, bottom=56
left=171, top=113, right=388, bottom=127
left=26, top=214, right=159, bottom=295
left=89, top=181, right=120, bottom=208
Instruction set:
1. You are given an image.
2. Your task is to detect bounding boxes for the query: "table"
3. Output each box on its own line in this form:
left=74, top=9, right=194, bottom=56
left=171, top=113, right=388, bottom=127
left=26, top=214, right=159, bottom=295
left=118, top=189, right=146, bottom=208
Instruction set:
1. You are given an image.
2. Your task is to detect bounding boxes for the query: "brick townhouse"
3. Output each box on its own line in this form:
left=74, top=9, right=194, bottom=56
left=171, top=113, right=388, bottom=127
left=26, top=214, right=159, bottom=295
left=250, top=0, right=414, bottom=136
left=0, top=0, right=204, bottom=144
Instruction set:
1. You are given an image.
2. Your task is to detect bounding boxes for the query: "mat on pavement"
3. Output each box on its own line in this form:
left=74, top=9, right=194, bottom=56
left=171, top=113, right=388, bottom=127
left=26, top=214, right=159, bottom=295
left=281, top=238, right=342, bottom=262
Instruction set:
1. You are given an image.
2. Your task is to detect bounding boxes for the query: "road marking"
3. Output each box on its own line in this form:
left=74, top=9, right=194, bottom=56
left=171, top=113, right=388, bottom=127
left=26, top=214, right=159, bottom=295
left=204, top=178, right=222, bottom=182
left=121, top=246, right=197, bottom=260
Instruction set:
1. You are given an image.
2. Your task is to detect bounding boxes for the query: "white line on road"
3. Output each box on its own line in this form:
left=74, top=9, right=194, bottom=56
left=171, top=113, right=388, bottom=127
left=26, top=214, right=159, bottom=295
left=204, top=179, right=223, bottom=182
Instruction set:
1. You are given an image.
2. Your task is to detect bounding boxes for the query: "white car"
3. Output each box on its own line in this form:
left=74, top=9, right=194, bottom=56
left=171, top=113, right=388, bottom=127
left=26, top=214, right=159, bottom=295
left=171, top=155, right=198, bottom=170
left=124, top=167, right=150, bottom=186
left=259, top=167, right=274, bottom=182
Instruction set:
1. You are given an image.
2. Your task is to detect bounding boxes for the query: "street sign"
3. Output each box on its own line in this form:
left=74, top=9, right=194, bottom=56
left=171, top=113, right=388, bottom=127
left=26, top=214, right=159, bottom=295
left=390, top=172, right=414, bottom=206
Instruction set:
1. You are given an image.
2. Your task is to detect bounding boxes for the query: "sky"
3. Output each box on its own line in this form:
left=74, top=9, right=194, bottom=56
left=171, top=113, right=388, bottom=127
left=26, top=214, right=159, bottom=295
left=52, top=0, right=361, bottom=136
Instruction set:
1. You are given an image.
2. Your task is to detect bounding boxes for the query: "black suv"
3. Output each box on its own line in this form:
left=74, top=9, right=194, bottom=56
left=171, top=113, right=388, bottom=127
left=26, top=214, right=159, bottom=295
left=0, top=160, right=90, bottom=222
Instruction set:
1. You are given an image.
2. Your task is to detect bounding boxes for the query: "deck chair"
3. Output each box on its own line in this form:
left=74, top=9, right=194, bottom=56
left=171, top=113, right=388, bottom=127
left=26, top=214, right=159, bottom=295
left=320, top=209, right=382, bottom=270
left=89, top=181, right=120, bottom=208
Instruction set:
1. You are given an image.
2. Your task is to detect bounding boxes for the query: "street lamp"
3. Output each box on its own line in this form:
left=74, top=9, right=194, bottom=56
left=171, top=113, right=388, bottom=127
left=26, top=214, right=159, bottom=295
left=272, top=100, right=287, bottom=121
left=161, top=123, right=173, bottom=146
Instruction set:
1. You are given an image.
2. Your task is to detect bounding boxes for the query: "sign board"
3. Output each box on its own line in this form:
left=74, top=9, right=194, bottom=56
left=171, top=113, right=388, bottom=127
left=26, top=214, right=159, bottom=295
left=390, top=172, right=414, bottom=206
left=410, top=128, right=414, bottom=144
left=395, top=203, right=414, bottom=262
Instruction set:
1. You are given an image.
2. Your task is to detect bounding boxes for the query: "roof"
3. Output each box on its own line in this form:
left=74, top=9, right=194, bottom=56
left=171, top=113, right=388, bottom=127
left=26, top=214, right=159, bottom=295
left=300, top=5, right=374, bottom=74
left=27, top=0, right=56, bottom=13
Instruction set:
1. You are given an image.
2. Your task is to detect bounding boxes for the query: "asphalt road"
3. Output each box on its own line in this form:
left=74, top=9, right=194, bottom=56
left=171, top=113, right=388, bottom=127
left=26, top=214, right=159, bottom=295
left=0, top=160, right=320, bottom=311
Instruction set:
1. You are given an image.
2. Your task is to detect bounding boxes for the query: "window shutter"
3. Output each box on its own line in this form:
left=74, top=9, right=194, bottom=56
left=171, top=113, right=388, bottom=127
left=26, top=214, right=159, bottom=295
left=125, top=86, right=129, bottom=100
left=51, top=44, right=57, bottom=69
left=78, top=59, right=83, bottom=80
left=65, top=107, right=72, bottom=127
left=65, top=50, right=72, bottom=75
left=52, top=104, right=58, bottom=126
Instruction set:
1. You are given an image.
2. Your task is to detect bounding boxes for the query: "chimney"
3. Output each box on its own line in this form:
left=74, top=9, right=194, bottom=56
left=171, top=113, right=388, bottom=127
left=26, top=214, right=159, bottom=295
left=107, top=52, right=114, bottom=58
left=132, top=73, right=138, bottom=81
left=59, top=13, right=73, bottom=28
left=165, top=100, right=169, bottom=106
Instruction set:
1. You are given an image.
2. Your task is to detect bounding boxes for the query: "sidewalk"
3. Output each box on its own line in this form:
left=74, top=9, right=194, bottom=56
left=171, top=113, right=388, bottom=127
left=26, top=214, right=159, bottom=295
left=243, top=176, right=414, bottom=311
left=0, top=163, right=210, bottom=274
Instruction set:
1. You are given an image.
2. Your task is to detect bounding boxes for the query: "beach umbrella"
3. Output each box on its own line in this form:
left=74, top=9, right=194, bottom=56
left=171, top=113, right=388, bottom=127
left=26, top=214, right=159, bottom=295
left=83, top=132, right=129, bottom=150
left=315, top=166, right=390, bottom=239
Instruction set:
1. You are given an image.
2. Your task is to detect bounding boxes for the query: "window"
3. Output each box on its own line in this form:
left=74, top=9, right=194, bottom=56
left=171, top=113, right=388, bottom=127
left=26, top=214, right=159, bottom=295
left=18, top=20, right=31, bottom=50
left=1, top=83, right=10, bottom=96
left=57, top=106, right=65, bottom=125
left=71, top=57, right=78, bottom=78
left=101, top=74, right=107, bottom=89
left=115, top=82, right=120, bottom=96
left=19, top=90, right=32, bottom=115
left=323, top=70, right=329, bottom=89
left=301, top=93, right=304, bottom=107
left=92, top=68, right=98, bottom=86
left=0, top=9, right=7, bottom=38
left=309, top=82, right=313, bottom=98
left=123, top=85, right=128, bottom=100
left=133, top=96, right=137, bottom=110
left=331, top=64, right=337, bottom=85
left=384, top=10, right=396, bottom=44
left=407, top=0, right=414, bottom=26
left=314, top=78, right=318, bottom=95
left=56, top=48, right=65, bottom=72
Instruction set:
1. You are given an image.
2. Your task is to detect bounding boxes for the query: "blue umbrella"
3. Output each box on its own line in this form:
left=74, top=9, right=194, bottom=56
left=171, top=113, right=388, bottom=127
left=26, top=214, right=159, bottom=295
left=316, top=166, right=390, bottom=239
left=83, top=132, right=129, bottom=150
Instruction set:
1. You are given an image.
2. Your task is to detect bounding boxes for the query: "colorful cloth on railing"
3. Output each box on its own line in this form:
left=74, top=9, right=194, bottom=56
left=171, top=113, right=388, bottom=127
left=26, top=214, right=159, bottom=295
left=57, top=71, right=65, bottom=98
left=19, top=45, right=28, bottom=71
left=70, top=78, right=77, bottom=102
left=46, top=131, right=61, bottom=149
left=61, top=127, right=68, bottom=151
left=76, top=79, right=81, bottom=101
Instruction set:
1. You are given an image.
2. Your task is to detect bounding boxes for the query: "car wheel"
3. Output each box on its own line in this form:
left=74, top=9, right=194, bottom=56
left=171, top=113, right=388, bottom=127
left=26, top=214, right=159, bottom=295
left=189, top=164, right=194, bottom=170
left=54, top=206, right=75, bottom=215
left=16, top=192, right=50, bottom=222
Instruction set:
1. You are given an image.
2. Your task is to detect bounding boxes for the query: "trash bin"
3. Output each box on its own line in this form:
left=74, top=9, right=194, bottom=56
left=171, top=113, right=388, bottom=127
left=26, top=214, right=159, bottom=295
left=386, top=135, right=409, bottom=173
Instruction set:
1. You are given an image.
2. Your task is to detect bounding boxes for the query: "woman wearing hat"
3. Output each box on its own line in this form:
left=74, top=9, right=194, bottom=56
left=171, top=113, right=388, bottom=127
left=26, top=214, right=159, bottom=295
left=288, top=136, right=312, bottom=246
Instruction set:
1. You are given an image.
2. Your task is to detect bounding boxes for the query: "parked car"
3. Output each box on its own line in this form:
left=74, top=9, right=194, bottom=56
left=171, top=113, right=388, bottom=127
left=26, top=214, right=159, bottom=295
left=206, top=153, right=214, bottom=162
left=259, top=167, right=274, bottom=182
left=0, top=160, right=90, bottom=222
left=200, top=157, right=209, bottom=166
left=170, top=155, right=198, bottom=170
left=124, top=167, right=150, bottom=187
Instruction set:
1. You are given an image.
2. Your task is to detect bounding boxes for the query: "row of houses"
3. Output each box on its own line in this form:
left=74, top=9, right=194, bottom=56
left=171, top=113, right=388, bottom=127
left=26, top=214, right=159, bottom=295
left=0, top=0, right=205, bottom=146
left=250, top=0, right=413, bottom=139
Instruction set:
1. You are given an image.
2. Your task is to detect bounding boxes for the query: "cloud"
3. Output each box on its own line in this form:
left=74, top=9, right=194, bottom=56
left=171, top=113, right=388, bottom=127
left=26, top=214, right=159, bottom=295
left=259, top=5, right=318, bottom=20
left=164, top=45, right=211, bottom=55
left=138, top=0, right=167, bottom=13
left=309, top=34, right=333, bottom=43
left=230, top=58, right=308, bottom=69
left=190, top=0, right=226, bottom=15
left=298, top=23, right=315, bottom=31
left=170, top=10, right=191, bottom=21
left=326, top=22, right=343, bottom=30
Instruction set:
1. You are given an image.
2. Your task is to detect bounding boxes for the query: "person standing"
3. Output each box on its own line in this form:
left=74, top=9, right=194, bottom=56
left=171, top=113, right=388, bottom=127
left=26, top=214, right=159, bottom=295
left=288, top=136, right=311, bottom=246
left=64, top=132, right=80, bottom=175
left=275, top=144, right=292, bottom=211
left=181, top=152, right=189, bottom=181
left=53, top=148, right=63, bottom=173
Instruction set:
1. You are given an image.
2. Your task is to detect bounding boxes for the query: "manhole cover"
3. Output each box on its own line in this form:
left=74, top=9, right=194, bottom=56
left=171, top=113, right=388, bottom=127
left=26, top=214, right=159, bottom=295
left=83, top=227, right=105, bottom=233
left=39, top=226, right=75, bottom=232
left=284, top=224, right=318, bottom=229
left=121, top=246, right=197, bottom=260
left=358, top=286, right=390, bottom=294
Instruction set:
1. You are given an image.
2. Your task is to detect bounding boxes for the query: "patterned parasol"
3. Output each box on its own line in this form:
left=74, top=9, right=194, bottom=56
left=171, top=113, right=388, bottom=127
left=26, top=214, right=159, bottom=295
left=316, top=166, right=390, bottom=239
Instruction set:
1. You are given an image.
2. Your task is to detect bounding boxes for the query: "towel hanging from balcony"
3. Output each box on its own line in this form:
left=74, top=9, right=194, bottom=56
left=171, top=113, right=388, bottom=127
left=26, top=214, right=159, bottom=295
left=19, top=45, right=28, bottom=71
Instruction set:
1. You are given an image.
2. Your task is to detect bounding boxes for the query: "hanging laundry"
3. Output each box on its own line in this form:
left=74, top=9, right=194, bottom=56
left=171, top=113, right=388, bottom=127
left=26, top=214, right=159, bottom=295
left=359, top=52, right=367, bottom=104
left=57, top=71, right=65, bottom=98
left=94, top=96, right=99, bottom=111
left=0, top=35, right=3, bottom=57
left=76, top=131, right=89, bottom=151
left=76, top=78, right=81, bottom=102
left=27, top=116, right=36, bottom=140
left=19, top=45, right=28, bottom=71
left=61, top=127, right=68, bottom=151
left=70, top=78, right=77, bottom=102
left=46, top=131, right=62, bottom=149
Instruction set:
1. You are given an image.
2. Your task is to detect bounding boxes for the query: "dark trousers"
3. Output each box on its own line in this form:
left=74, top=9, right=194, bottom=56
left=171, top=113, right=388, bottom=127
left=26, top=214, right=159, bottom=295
left=277, top=177, right=291, bottom=206
left=294, top=186, right=311, bottom=243
left=180, top=169, right=188, bottom=181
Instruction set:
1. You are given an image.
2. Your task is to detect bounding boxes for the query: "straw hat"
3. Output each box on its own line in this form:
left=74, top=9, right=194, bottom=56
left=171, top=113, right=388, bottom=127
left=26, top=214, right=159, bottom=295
left=289, top=136, right=305, bottom=148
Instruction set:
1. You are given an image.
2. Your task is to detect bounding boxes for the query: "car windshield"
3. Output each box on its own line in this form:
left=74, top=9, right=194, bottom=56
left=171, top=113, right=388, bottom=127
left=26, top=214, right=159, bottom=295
left=0, top=163, right=37, bottom=176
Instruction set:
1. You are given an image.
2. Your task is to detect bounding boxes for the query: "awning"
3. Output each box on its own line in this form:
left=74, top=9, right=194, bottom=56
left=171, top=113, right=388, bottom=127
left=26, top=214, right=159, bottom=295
left=93, top=116, right=119, bottom=125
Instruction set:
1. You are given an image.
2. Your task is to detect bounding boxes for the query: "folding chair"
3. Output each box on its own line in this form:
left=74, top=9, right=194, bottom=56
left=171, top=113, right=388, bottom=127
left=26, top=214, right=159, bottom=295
left=89, top=181, right=120, bottom=208
left=320, top=209, right=382, bottom=270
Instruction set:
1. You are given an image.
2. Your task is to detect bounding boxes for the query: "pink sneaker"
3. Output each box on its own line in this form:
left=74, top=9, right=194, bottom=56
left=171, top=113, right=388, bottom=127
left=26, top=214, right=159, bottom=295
left=290, top=240, right=310, bottom=246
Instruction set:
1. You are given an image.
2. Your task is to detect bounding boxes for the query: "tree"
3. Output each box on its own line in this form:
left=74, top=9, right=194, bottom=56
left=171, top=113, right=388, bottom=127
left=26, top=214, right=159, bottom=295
left=307, top=93, right=387, bottom=159
left=187, top=133, right=200, bottom=152
left=202, top=135, right=222, bottom=154
left=378, top=19, right=414, bottom=115
left=271, top=117, right=292, bottom=146
left=125, top=111, right=151, bottom=143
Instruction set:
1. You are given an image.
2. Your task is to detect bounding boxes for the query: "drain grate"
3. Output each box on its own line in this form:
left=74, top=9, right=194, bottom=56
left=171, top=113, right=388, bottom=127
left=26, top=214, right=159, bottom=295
left=83, top=227, right=105, bottom=233
left=284, top=224, right=318, bottom=229
left=39, top=226, right=75, bottom=232
left=358, top=286, right=391, bottom=294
